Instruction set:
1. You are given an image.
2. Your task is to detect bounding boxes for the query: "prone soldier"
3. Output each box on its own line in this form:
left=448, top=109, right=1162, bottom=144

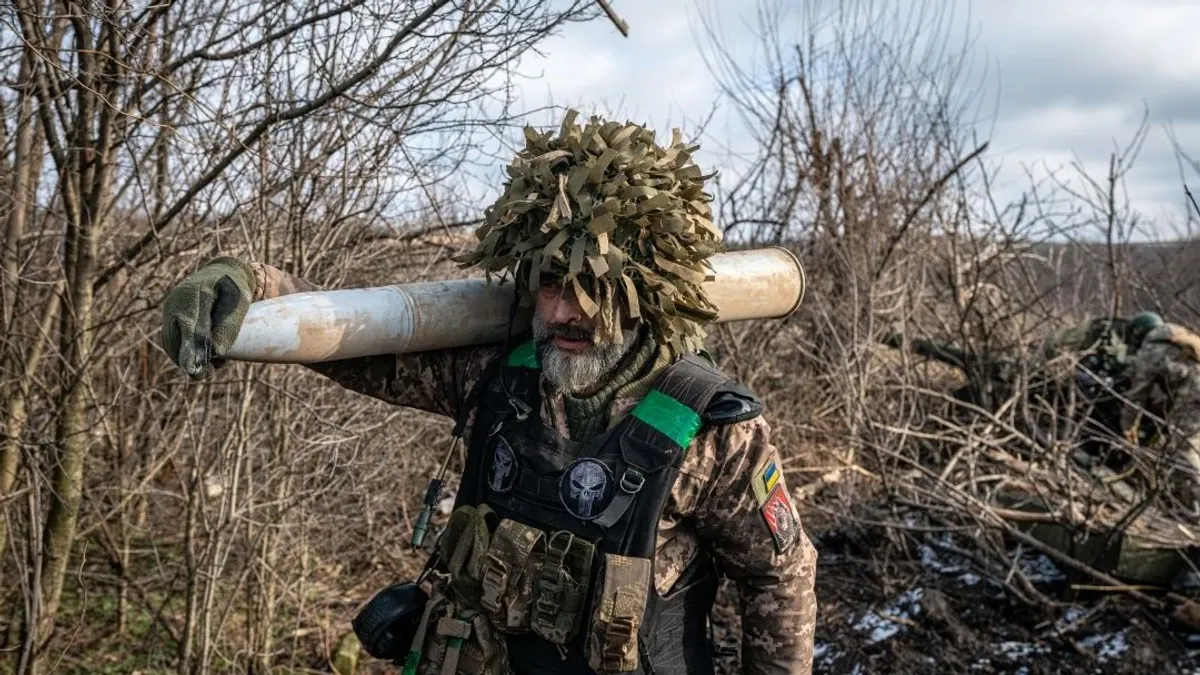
left=1121, top=322, right=1200, bottom=509
left=160, top=111, right=819, bottom=674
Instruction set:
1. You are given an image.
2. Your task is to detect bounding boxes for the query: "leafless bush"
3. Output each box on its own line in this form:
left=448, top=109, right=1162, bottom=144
left=4, top=0, right=1199, bottom=673
left=0, top=1, right=607, bottom=672
left=696, top=0, right=1200, bottom=654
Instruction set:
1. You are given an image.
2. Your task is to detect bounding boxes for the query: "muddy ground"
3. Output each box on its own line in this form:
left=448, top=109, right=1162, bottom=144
left=708, top=518, right=1200, bottom=675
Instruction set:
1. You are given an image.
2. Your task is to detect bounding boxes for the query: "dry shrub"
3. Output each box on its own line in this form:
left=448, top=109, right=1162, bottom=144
left=697, top=2, right=1200, bottom=667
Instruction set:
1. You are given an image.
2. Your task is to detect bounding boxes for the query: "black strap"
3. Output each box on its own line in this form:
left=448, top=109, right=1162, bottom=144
left=592, top=354, right=730, bottom=528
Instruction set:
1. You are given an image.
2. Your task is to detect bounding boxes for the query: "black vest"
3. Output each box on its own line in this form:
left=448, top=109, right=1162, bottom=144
left=453, top=340, right=762, bottom=675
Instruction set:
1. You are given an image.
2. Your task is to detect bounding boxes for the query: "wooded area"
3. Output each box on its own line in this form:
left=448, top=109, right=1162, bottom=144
left=3, top=1, right=1199, bottom=673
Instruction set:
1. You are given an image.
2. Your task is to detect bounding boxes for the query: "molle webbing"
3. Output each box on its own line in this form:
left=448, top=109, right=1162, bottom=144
left=451, top=345, right=745, bottom=675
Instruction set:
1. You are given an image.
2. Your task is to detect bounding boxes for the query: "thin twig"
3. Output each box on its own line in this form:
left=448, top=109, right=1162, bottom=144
left=593, top=0, right=630, bottom=37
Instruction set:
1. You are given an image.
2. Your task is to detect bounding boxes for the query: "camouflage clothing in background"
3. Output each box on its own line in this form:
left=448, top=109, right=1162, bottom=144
left=1122, top=323, right=1200, bottom=505
left=249, top=263, right=820, bottom=674
left=1041, top=312, right=1163, bottom=364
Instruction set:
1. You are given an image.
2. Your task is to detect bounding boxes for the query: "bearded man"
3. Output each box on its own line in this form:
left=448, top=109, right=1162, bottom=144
left=160, top=111, right=818, bottom=674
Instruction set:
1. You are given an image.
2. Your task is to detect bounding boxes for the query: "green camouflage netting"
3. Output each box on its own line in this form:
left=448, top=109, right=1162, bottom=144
left=454, top=109, right=724, bottom=356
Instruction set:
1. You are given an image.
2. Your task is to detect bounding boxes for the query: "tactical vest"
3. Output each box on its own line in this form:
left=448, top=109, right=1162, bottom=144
left=449, top=340, right=762, bottom=675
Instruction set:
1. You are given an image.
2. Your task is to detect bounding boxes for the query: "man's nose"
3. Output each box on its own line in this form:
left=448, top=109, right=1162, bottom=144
left=549, top=286, right=584, bottom=324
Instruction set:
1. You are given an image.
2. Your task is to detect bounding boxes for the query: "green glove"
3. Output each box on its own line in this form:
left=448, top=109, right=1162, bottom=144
left=161, top=256, right=256, bottom=379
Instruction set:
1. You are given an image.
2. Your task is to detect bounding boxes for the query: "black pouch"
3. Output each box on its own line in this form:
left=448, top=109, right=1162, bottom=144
left=353, top=582, right=431, bottom=662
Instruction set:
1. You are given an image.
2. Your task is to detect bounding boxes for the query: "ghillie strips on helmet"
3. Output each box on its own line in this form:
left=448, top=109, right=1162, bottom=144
left=453, top=110, right=725, bottom=357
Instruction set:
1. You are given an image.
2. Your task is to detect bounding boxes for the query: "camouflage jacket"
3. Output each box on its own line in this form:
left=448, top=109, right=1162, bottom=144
left=250, top=263, right=819, bottom=675
left=1042, top=316, right=1129, bottom=361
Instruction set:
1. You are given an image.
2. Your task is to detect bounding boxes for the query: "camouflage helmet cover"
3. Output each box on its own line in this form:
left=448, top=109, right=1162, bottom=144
left=1130, top=311, right=1164, bottom=334
left=1128, top=311, right=1165, bottom=348
left=453, top=109, right=725, bottom=356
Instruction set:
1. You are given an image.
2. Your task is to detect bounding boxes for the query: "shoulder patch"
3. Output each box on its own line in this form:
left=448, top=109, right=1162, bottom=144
left=752, top=455, right=800, bottom=555
left=702, top=383, right=763, bottom=426
left=751, top=457, right=781, bottom=504
left=761, top=484, right=800, bottom=555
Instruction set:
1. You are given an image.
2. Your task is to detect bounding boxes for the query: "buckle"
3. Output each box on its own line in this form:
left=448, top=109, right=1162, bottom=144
left=607, top=616, right=635, bottom=641
left=619, top=468, right=645, bottom=494
left=602, top=617, right=638, bottom=667
left=535, top=574, right=562, bottom=617
left=480, top=556, right=509, bottom=612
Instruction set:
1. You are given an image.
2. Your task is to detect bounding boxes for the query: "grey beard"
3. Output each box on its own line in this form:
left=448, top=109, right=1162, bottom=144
left=532, top=315, right=639, bottom=395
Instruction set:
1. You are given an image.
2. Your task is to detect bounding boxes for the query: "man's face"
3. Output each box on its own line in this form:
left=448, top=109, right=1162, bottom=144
left=532, top=280, right=637, bottom=395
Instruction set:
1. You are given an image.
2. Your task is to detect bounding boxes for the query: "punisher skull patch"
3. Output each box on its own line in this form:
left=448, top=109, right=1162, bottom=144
left=487, top=436, right=518, bottom=493
left=760, top=484, right=799, bottom=555
left=559, top=458, right=616, bottom=521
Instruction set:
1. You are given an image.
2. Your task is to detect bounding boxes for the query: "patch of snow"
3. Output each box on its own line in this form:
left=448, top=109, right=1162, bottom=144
left=958, top=572, right=981, bottom=586
left=813, top=642, right=840, bottom=672
left=851, top=587, right=924, bottom=644
left=918, top=543, right=968, bottom=575
left=995, top=641, right=1051, bottom=660
left=1017, top=551, right=1066, bottom=583
left=1078, top=630, right=1129, bottom=663
left=1054, top=605, right=1088, bottom=632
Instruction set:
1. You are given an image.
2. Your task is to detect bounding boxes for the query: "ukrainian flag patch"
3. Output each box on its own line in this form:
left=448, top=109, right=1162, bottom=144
left=752, top=457, right=783, bottom=505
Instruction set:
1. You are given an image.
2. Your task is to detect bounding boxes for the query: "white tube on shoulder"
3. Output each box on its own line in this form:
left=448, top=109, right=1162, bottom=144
left=224, top=246, right=805, bottom=364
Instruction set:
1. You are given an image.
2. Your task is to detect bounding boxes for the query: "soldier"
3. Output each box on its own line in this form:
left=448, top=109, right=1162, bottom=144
left=160, top=111, right=818, bottom=674
left=1038, top=312, right=1165, bottom=445
left=1121, top=322, right=1200, bottom=510
left=1040, top=311, right=1165, bottom=368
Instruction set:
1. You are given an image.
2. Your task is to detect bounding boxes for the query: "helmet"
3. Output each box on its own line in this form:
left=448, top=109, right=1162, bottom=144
left=1127, top=311, right=1164, bottom=350
left=453, top=109, right=724, bottom=357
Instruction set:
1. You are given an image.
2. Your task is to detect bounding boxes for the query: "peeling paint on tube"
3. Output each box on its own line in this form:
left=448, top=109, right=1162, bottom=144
left=225, top=247, right=806, bottom=364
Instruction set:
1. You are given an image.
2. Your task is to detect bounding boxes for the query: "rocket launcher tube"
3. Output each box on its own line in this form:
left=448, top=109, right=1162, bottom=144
left=224, top=247, right=806, bottom=364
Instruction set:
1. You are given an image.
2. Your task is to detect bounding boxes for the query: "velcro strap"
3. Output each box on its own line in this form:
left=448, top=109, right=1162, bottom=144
left=629, top=353, right=728, bottom=453
left=437, top=617, right=473, bottom=640
left=532, top=531, right=595, bottom=644
left=402, top=576, right=450, bottom=675
left=587, top=554, right=651, bottom=674
left=480, top=519, right=546, bottom=632
left=592, top=467, right=645, bottom=528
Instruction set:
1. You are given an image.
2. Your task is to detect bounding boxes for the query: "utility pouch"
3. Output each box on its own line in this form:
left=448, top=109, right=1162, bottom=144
left=587, top=554, right=652, bottom=674
left=404, top=574, right=509, bottom=675
left=352, top=582, right=430, bottom=662
left=439, top=505, right=497, bottom=602
left=479, top=518, right=546, bottom=633
left=531, top=530, right=596, bottom=644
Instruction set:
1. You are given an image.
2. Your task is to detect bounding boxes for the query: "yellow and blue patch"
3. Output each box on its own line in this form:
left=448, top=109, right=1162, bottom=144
left=752, top=455, right=800, bottom=554
left=752, top=458, right=782, bottom=505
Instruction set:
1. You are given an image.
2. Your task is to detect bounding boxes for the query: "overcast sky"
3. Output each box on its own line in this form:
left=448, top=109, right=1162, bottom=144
left=470, top=0, right=1200, bottom=242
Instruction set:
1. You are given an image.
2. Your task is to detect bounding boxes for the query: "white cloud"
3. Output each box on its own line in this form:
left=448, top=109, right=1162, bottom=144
left=459, top=0, right=1200, bottom=240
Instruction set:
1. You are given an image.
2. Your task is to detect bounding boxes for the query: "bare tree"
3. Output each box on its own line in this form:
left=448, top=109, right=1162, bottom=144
left=0, top=0, right=606, bottom=671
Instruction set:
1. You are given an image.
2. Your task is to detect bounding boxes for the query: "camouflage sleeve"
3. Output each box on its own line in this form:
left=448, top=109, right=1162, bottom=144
left=1046, top=316, right=1118, bottom=358
left=247, top=262, right=499, bottom=419
left=691, top=416, right=818, bottom=675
